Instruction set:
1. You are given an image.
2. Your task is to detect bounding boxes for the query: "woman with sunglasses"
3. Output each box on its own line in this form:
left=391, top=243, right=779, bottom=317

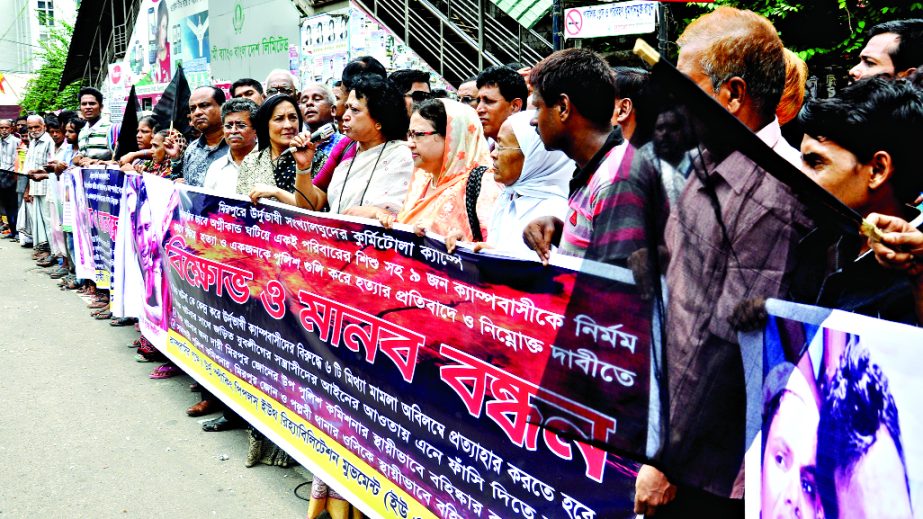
left=379, top=98, right=500, bottom=241
left=236, top=94, right=307, bottom=205
left=292, top=75, right=413, bottom=217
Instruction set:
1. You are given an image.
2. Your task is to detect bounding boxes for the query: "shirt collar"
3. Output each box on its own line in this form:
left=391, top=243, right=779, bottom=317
left=705, top=118, right=785, bottom=195
left=569, top=126, right=624, bottom=194
left=755, top=118, right=783, bottom=148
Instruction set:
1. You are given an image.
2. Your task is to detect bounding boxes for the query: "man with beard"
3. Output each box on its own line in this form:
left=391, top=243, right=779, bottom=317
left=21, top=115, right=55, bottom=253
left=168, top=85, right=229, bottom=187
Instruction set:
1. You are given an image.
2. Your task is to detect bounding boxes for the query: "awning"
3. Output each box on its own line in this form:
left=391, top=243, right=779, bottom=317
left=490, top=0, right=552, bottom=29
left=59, top=0, right=135, bottom=90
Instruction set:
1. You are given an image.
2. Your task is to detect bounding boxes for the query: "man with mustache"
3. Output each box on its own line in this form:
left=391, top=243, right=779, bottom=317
left=203, top=98, right=258, bottom=194
left=72, top=87, right=116, bottom=166
left=297, top=82, right=352, bottom=184
left=167, top=85, right=229, bottom=188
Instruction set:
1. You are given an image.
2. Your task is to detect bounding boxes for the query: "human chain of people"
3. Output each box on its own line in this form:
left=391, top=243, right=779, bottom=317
left=2, top=4, right=923, bottom=519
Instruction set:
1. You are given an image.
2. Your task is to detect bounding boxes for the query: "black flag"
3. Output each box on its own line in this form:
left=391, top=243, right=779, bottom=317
left=114, top=85, right=139, bottom=160
left=152, top=64, right=191, bottom=138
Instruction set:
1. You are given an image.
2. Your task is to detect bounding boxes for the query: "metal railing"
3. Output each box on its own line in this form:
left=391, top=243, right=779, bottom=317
left=354, top=0, right=551, bottom=85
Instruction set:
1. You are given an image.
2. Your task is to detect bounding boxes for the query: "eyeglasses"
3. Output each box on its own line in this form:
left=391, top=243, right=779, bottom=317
left=405, top=91, right=433, bottom=104
left=223, top=122, right=251, bottom=131
left=266, top=87, right=295, bottom=96
left=494, top=145, right=521, bottom=153
left=459, top=96, right=478, bottom=106
left=407, top=130, right=439, bottom=140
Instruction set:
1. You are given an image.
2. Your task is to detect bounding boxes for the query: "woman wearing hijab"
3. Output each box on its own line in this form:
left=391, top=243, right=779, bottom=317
left=453, top=110, right=572, bottom=254
left=379, top=98, right=500, bottom=240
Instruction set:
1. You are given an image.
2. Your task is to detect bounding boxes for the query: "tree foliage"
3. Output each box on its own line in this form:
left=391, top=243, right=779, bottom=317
left=666, top=0, right=923, bottom=65
left=19, top=22, right=82, bottom=115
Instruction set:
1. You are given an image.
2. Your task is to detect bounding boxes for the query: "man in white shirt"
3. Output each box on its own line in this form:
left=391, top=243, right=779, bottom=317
left=22, top=115, right=55, bottom=252
left=0, top=119, right=21, bottom=239
left=203, top=98, right=258, bottom=194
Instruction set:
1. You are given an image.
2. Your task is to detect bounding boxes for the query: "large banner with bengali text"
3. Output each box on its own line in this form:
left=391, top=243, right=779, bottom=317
left=75, top=167, right=126, bottom=290
left=123, top=177, right=658, bottom=519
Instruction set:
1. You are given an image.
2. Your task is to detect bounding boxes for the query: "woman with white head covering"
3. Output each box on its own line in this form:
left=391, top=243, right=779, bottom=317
left=479, top=110, right=573, bottom=255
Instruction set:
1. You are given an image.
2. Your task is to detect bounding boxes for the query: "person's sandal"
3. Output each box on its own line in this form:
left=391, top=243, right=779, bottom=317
left=150, top=363, right=180, bottom=379
left=110, top=317, right=137, bottom=327
left=94, top=311, right=113, bottom=320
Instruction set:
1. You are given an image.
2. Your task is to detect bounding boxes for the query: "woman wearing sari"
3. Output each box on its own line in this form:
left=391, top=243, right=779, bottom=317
left=446, top=111, right=572, bottom=255
left=236, top=94, right=305, bottom=204
left=300, top=76, right=411, bottom=519
left=379, top=98, right=500, bottom=240
left=292, top=75, right=412, bottom=216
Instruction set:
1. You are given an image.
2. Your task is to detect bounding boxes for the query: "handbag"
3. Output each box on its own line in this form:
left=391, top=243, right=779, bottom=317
left=464, top=165, right=488, bottom=242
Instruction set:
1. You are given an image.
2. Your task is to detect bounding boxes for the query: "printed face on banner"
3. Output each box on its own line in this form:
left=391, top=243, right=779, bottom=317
left=756, top=312, right=922, bottom=519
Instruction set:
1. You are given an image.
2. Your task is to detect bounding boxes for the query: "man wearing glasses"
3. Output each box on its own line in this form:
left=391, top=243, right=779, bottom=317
left=456, top=76, right=479, bottom=109
left=203, top=98, right=259, bottom=194
left=263, top=69, right=301, bottom=99
left=389, top=69, right=431, bottom=117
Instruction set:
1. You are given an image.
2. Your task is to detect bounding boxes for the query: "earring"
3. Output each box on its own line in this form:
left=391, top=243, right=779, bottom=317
left=376, top=124, right=382, bottom=130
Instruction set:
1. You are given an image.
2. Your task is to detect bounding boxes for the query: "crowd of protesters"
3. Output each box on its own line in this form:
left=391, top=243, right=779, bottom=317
left=2, top=7, right=922, bottom=518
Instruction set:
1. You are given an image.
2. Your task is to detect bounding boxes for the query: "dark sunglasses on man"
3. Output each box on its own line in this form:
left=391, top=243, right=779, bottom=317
left=266, top=86, right=295, bottom=96
left=405, top=90, right=433, bottom=104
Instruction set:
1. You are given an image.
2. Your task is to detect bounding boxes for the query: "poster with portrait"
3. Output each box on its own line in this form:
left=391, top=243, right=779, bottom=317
left=746, top=299, right=923, bottom=519
left=300, top=12, right=350, bottom=87
left=298, top=3, right=455, bottom=93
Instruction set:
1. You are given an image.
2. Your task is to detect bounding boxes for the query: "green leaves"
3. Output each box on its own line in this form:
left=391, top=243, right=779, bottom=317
left=665, top=0, right=922, bottom=68
left=19, top=22, right=82, bottom=115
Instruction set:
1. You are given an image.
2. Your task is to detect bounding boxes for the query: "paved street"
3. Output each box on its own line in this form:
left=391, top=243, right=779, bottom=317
left=0, top=239, right=310, bottom=518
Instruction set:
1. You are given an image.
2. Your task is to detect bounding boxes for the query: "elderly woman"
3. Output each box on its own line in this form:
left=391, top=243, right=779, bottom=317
left=380, top=98, right=499, bottom=240
left=236, top=94, right=305, bottom=204
left=293, top=75, right=412, bottom=217
left=118, top=116, right=159, bottom=170
left=449, top=111, right=572, bottom=254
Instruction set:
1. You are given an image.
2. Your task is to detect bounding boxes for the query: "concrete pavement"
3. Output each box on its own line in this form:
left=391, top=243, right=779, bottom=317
left=0, top=239, right=310, bottom=518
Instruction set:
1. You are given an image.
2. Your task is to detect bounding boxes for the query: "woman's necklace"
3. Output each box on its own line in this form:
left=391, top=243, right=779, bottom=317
left=335, top=141, right=389, bottom=213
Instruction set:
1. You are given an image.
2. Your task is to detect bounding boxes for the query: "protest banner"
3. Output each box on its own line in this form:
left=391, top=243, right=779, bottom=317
left=73, top=167, right=125, bottom=289
left=127, top=178, right=658, bottom=518
left=745, top=299, right=923, bottom=519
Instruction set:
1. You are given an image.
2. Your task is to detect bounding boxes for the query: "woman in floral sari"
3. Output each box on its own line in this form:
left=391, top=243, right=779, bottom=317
left=379, top=98, right=500, bottom=241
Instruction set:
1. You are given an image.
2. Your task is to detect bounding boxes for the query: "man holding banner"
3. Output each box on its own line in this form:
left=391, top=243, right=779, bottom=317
left=793, top=77, right=923, bottom=325
left=635, top=7, right=811, bottom=516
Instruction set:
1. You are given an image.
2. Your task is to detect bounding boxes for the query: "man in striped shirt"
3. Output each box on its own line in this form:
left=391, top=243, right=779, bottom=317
left=522, top=49, right=662, bottom=267
left=73, top=87, right=116, bottom=165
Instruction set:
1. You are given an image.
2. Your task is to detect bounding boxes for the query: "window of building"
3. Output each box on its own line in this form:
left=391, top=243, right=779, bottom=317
left=37, top=0, right=54, bottom=27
